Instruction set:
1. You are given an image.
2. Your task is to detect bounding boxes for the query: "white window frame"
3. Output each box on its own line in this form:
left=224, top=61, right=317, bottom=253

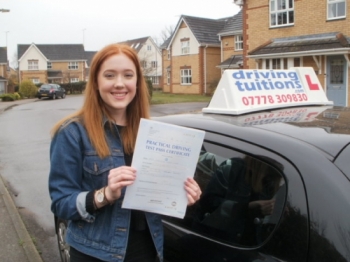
left=147, top=45, right=152, bottom=51
left=32, top=78, right=40, bottom=84
left=28, top=60, right=38, bottom=70
left=263, top=57, right=303, bottom=69
left=142, top=61, right=147, bottom=68
left=70, top=78, right=79, bottom=83
left=47, top=62, right=52, bottom=69
left=270, top=0, right=294, bottom=27
left=167, top=71, right=170, bottom=85
left=150, top=76, right=159, bottom=85
left=235, top=35, right=243, bottom=50
left=167, top=50, right=171, bottom=60
left=327, top=0, right=346, bottom=20
left=180, top=69, right=192, bottom=85
left=151, top=61, right=157, bottom=68
left=181, top=41, right=190, bottom=55
left=68, top=62, right=79, bottom=70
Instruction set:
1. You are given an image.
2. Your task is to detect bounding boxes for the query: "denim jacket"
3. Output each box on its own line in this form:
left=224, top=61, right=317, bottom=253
left=48, top=118, right=164, bottom=262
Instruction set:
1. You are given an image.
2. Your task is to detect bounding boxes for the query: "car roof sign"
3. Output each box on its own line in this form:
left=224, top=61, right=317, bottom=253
left=202, top=67, right=333, bottom=115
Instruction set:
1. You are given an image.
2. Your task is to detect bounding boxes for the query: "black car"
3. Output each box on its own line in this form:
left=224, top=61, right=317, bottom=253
left=37, top=84, right=66, bottom=100
left=54, top=68, right=350, bottom=262
left=156, top=105, right=350, bottom=262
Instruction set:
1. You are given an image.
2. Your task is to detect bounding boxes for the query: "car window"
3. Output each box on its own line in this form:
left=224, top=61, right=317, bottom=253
left=181, top=142, right=286, bottom=247
left=40, top=85, right=51, bottom=90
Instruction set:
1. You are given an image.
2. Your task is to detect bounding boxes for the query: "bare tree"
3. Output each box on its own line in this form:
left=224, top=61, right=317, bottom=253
left=160, top=25, right=175, bottom=42
left=139, top=52, right=157, bottom=77
left=10, top=51, right=18, bottom=69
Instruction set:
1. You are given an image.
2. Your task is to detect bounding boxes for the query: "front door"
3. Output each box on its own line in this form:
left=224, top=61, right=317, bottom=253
left=327, top=56, right=347, bottom=106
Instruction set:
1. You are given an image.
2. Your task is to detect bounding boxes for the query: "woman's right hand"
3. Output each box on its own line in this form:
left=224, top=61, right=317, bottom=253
left=105, top=166, right=137, bottom=202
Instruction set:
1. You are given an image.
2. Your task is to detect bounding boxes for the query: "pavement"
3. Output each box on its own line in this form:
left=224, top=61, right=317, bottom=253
left=0, top=98, right=44, bottom=262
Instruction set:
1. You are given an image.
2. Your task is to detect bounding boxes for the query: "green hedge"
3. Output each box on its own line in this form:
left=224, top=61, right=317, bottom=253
left=0, top=93, right=20, bottom=101
left=145, top=78, right=153, bottom=99
left=60, top=81, right=87, bottom=94
left=19, top=80, right=38, bottom=98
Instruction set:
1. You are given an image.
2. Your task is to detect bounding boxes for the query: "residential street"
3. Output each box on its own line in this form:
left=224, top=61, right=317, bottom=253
left=0, top=95, right=207, bottom=262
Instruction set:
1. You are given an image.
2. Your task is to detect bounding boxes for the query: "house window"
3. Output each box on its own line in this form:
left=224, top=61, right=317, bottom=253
left=181, top=69, right=192, bottom=85
left=167, top=71, right=170, bottom=85
left=150, top=76, right=159, bottom=85
left=147, top=45, right=152, bottom=51
left=28, top=60, right=38, bottom=70
left=47, top=62, right=52, bottom=69
left=70, top=78, right=79, bottom=83
left=151, top=61, right=157, bottom=68
left=235, top=35, right=243, bottom=50
left=272, top=59, right=281, bottom=69
left=294, top=57, right=300, bottom=67
left=181, top=40, right=190, bottom=55
left=167, top=50, right=171, bottom=60
left=142, top=61, right=147, bottom=68
left=263, top=58, right=302, bottom=69
left=270, top=0, right=294, bottom=27
left=68, top=62, right=78, bottom=70
left=32, top=78, right=40, bottom=84
left=327, top=0, right=346, bottom=20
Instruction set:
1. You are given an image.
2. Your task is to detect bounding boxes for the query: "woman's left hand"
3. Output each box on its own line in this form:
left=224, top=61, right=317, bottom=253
left=184, top=178, right=202, bottom=206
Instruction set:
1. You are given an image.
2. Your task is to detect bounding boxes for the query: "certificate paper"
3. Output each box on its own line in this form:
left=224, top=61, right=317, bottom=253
left=122, top=118, right=205, bottom=218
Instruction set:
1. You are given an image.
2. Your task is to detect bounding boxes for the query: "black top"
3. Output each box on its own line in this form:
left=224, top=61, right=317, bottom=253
left=119, top=125, right=157, bottom=261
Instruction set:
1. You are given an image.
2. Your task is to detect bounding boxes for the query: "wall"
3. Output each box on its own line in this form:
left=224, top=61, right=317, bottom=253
left=162, top=49, right=171, bottom=92
left=171, top=53, right=200, bottom=94
left=203, top=46, right=222, bottom=94
left=18, top=46, right=47, bottom=71
left=51, top=61, right=85, bottom=82
left=246, top=0, right=350, bottom=69
left=245, top=0, right=350, bottom=105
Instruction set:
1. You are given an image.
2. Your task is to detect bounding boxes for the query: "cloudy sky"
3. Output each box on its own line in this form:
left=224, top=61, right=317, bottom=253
left=1, top=0, right=240, bottom=65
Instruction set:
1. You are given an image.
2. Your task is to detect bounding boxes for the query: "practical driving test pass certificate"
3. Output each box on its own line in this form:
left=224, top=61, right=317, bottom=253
left=122, top=118, right=205, bottom=218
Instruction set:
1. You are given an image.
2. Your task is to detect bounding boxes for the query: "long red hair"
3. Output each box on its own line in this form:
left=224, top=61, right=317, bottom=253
left=51, top=43, right=150, bottom=157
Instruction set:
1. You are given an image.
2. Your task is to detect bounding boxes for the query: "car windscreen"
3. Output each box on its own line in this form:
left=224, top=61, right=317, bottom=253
left=334, top=143, right=350, bottom=181
left=40, top=85, right=53, bottom=90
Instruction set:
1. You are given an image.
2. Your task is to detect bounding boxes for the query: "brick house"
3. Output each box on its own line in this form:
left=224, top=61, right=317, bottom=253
left=217, top=10, right=243, bottom=71
left=242, top=0, right=350, bottom=106
left=17, top=44, right=95, bottom=85
left=0, top=47, right=8, bottom=94
left=161, top=15, right=230, bottom=95
left=118, top=36, right=162, bottom=89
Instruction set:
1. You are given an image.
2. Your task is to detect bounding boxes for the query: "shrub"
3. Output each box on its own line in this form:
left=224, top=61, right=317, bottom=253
left=61, top=81, right=86, bottom=94
left=14, top=92, right=21, bottom=100
left=19, top=80, right=38, bottom=98
left=145, top=78, right=153, bottom=99
left=0, top=93, right=18, bottom=101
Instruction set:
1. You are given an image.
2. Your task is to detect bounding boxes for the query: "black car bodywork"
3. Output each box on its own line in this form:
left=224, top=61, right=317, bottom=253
left=155, top=105, right=350, bottom=262
left=37, top=84, right=66, bottom=100
left=54, top=105, right=350, bottom=262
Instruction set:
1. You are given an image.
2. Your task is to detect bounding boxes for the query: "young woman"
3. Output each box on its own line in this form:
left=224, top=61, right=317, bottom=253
left=48, top=43, right=202, bottom=262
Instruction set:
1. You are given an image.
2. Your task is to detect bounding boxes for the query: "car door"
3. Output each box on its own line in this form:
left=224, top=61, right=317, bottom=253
left=162, top=131, right=309, bottom=262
